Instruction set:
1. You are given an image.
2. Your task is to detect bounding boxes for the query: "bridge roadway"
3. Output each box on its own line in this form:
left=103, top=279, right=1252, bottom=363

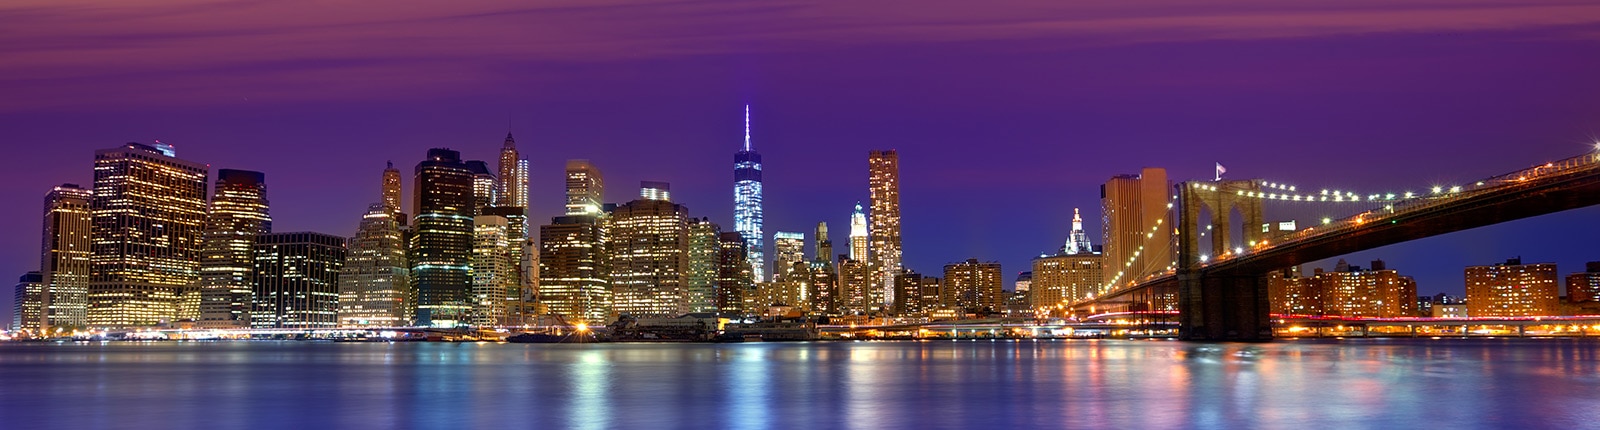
left=1080, top=150, right=1600, bottom=341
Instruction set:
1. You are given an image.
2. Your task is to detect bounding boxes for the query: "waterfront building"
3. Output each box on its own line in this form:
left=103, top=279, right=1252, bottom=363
left=717, top=232, right=751, bottom=313
left=1031, top=254, right=1103, bottom=316
left=470, top=215, right=516, bottom=326
left=1466, top=258, right=1559, bottom=317
left=89, top=142, right=208, bottom=328
left=1101, top=168, right=1172, bottom=292
left=610, top=182, right=690, bottom=317
left=539, top=214, right=611, bottom=323
left=38, top=184, right=93, bottom=330
left=893, top=269, right=926, bottom=315
left=196, top=170, right=272, bottom=328
left=338, top=204, right=412, bottom=327
left=685, top=218, right=721, bottom=313
left=251, top=232, right=345, bottom=329
left=565, top=160, right=604, bottom=216
left=773, top=232, right=805, bottom=281
left=410, top=148, right=476, bottom=327
left=1267, top=267, right=1315, bottom=315
left=837, top=258, right=871, bottom=315
left=1565, top=262, right=1600, bottom=303
left=918, top=275, right=944, bottom=313
left=944, top=259, right=1002, bottom=313
left=1268, top=260, right=1416, bottom=317
left=868, top=150, right=902, bottom=309
left=12, top=272, right=43, bottom=331
left=734, top=105, right=766, bottom=282
left=1433, top=303, right=1469, bottom=318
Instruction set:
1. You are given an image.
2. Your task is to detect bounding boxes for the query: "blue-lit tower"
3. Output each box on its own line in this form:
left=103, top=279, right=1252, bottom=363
left=734, top=105, right=766, bottom=282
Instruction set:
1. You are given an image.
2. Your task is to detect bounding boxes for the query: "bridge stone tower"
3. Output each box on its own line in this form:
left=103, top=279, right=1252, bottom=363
left=1177, top=179, right=1271, bottom=341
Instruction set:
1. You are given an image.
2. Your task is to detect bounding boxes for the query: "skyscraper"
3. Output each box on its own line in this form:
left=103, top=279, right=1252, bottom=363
left=539, top=214, right=611, bottom=323
left=471, top=215, right=514, bottom=326
left=716, top=232, right=751, bottom=313
left=411, top=148, right=475, bottom=327
left=39, top=184, right=92, bottom=330
left=498, top=133, right=530, bottom=212
left=89, top=142, right=208, bottom=328
left=836, top=258, right=870, bottom=315
left=338, top=204, right=412, bottom=327
left=197, top=170, right=272, bottom=328
left=467, top=160, right=497, bottom=214
left=1466, top=258, right=1559, bottom=317
left=1101, top=168, right=1172, bottom=291
left=1065, top=208, right=1092, bottom=255
left=383, top=161, right=405, bottom=221
left=686, top=218, right=722, bottom=313
left=734, top=105, right=766, bottom=282
left=868, top=150, right=901, bottom=309
left=565, top=160, right=604, bottom=216
left=814, top=222, right=833, bottom=266
left=251, top=232, right=345, bottom=329
left=12, top=272, right=43, bottom=331
left=1031, top=254, right=1103, bottom=316
left=610, top=182, right=690, bottom=317
left=849, top=203, right=868, bottom=262
left=773, top=232, right=806, bottom=281
left=944, top=259, right=1002, bottom=313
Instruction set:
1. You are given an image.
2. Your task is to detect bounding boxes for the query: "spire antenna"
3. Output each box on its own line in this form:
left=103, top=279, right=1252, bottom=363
left=743, top=104, right=751, bottom=151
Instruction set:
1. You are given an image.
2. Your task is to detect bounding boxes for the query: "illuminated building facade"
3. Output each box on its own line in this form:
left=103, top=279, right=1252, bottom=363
left=1031, top=254, right=1103, bottom=315
left=467, top=160, right=497, bottom=214
left=944, top=259, right=1002, bottom=313
left=90, top=142, right=208, bottom=328
left=338, top=204, right=412, bottom=327
left=251, top=232, right=345, bottom=329
left=1101, top=168, right=1171, bottom=291
left=470, top=215, right=514, bottom=326
left=1268, top=260, right=1416, bottom=317
left=411, top=148, right=476, bottom=327
left=539, top=215, right=611, bottom=323
left=734, top=105, right=765, bottom=282
left=39, top=184, right=93, bottom=330
left=849, top=203, right=868, bottom=262
left=197, top=170, right=272, bottom=328
left=685, top=218, right=721, bottom=313
left=482, top=206, right=527, bottom=323
left=609, top=182, right=691, bottom=317
left=1565, top=262, right=1600, bottom=303
left=716, top=232, right=751, bottom=313
left=12, top=272, right=43, bottom=331
left=868, top=150, right=902, bottom=309
left=565, top=160, right=604, bottom=215
left=383, top=162, right=405, bottom=222
left=773, top=232, right=805, bottom=281
left=1466, top=258, right=1559, bottom=317
left=892, top=269, right=926, bottom=315
left=836, top=258, right=870, bottom=315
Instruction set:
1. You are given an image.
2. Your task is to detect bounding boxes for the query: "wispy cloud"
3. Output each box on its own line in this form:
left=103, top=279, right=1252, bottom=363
left=3, top=0, right=1597, bottom=110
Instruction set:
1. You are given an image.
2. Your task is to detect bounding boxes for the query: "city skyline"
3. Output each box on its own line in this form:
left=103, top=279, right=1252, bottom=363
left=5, top=1, right=1600, bottom=324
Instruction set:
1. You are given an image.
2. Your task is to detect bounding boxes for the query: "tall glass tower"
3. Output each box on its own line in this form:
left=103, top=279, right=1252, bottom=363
left=733, top=105, right=765, bottom=282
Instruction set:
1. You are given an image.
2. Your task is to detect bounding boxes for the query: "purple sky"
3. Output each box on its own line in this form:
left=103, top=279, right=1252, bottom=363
left=4, top=0, right=1600, bottom=323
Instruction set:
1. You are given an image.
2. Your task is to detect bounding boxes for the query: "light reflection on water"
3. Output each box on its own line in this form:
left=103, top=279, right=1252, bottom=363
left=1, top=339, right=1599, bottom=429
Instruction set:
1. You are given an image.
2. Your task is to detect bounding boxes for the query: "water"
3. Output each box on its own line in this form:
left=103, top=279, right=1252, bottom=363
left=1, top=339, right=1597, bottom=429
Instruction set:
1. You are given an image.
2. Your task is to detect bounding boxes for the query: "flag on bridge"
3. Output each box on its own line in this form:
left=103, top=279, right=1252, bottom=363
left=1215, top=163, right=1227, bottom=180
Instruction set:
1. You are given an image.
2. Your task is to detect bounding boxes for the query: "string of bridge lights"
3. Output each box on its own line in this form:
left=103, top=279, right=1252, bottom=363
left=1099, top=198, right=1181, bottom=292
left=1187, top=179, right=1483, bottom=203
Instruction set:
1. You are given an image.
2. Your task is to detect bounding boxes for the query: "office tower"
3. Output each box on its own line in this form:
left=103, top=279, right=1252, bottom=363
left=12, top=272, right=43, bottom=331
left=944, top=259, right=1002, bottom=313
left=467, top=160, right=497, bottom=214
left=38, top=184, right=92, bottom=330
left=734, top=105, right=766, bottom=282
left=1014, top=272, right=1033, bottom=294
left=849, top=203, right=868, bottom=261
left=539, top=214, right=611, bottom=323
left=411, top=148, right=476, bottom=327
left=338, top=204, right=412, bottom=327
left=717, top=232, right=751, bottom=313
left=1031, top=254, right=1104, bottom=315
left=686, top=218, right=722, bottom=313
left=497, top=133, right=530, bottom=212
left=383, top=162, right=405, bottom=220
left=809, top=260, right=838, bottom=314
left=565, top=160, right=604, bottom=215
left=1466, top=258, right=1559, bottom=317
left=193, top=170, right=272, bottom=328
left=1064, top=208, right=1092, bottom=255
left=1101, top=167, right=1172, bottom=291
left=837, top=258, right=870, bottom=315
left=893, top=270, right=926, bottom=315
left=482, top=206, right=526, bottom=323
left=470, top=215, right=515, bottom=326
left=89, top=142, right=208, bottom=328
left=610, top=182, right=690, bottom=317
left=773, top=232, right=806, bottom=281
left=814, top=222, right=833, bottom=265
left=918, top=275, right=944, bottom=313
left=868, top=150, right=902, bottom=309
left=1566, top=262, right=1600, bottom=303
left=251, top=232, right=346, bottom=329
